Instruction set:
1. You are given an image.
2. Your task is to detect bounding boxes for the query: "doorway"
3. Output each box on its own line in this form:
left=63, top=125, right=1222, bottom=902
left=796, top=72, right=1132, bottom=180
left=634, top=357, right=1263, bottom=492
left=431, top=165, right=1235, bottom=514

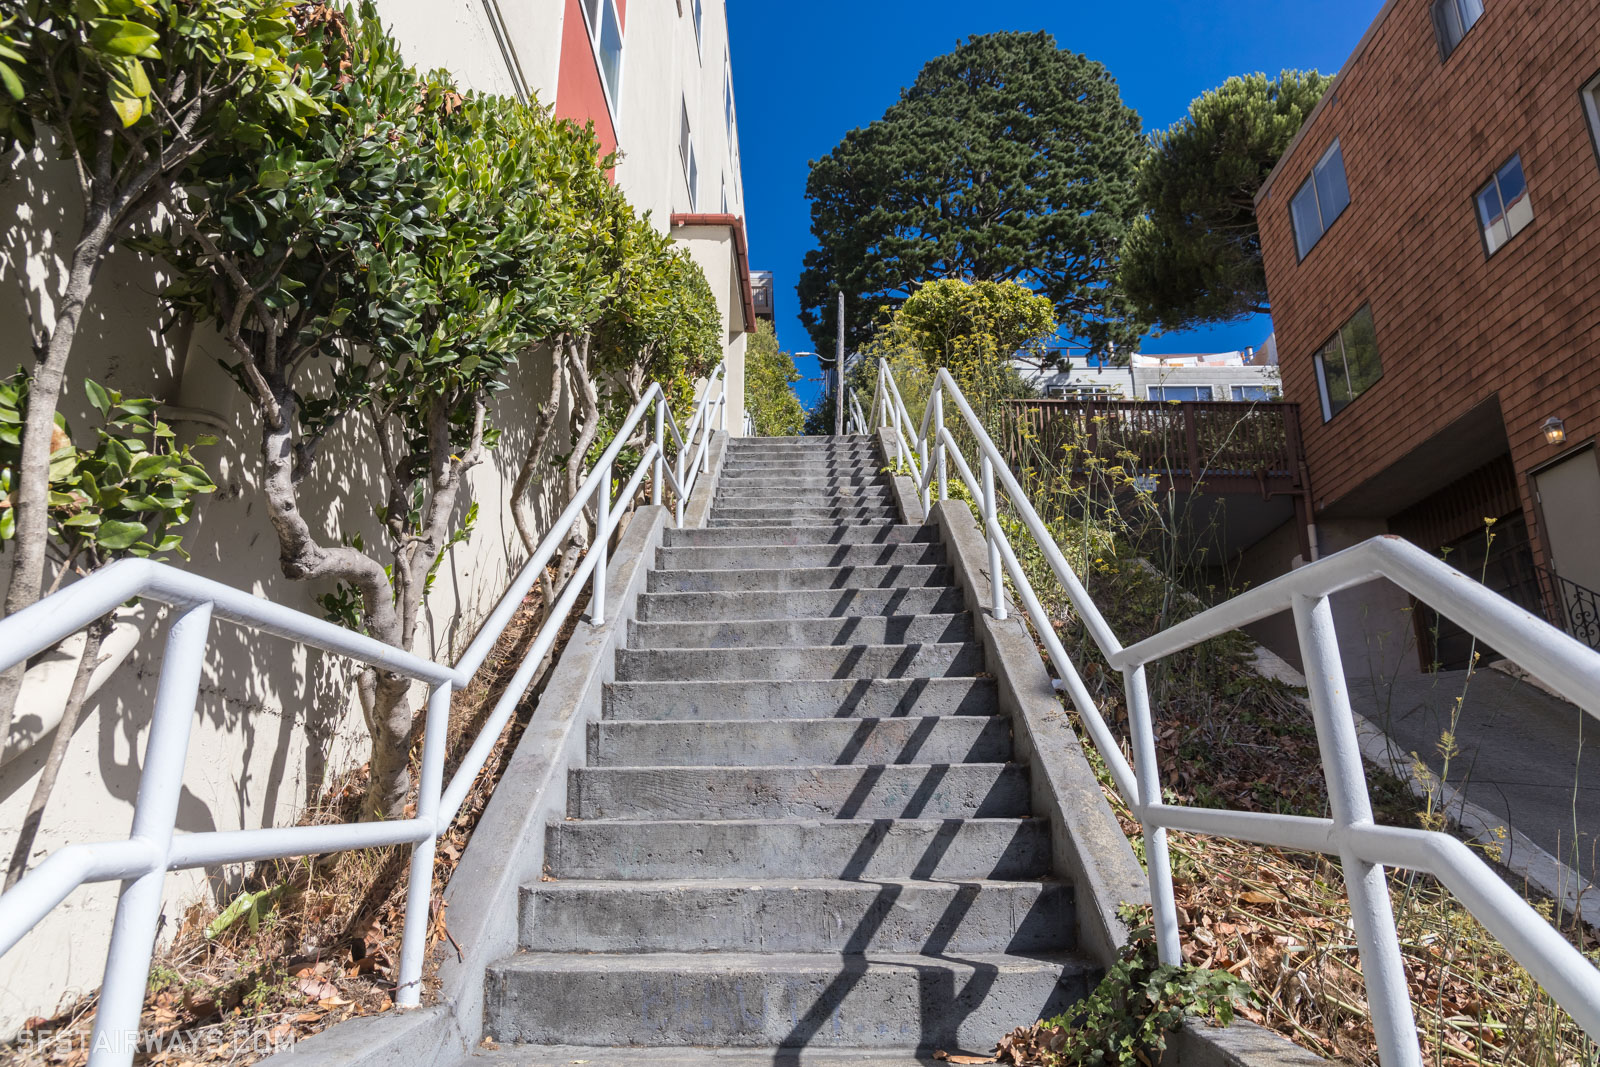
left=1533, top=446, right=1600, bottom=645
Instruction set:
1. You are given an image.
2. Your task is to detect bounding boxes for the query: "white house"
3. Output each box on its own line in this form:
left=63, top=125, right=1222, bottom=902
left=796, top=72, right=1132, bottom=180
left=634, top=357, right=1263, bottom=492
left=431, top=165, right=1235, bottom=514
left=0, top=0, right=755, bottom=1030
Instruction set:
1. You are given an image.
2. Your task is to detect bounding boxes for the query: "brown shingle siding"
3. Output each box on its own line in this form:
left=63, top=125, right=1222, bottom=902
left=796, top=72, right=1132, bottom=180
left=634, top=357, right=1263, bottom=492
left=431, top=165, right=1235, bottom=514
left=1260, top=0, right=1600, bottom=564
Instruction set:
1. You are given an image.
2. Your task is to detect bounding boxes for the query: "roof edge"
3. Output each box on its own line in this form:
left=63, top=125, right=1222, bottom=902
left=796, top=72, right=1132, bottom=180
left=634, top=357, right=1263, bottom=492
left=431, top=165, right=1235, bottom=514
left=1255, top=0, right=1404, bottom=207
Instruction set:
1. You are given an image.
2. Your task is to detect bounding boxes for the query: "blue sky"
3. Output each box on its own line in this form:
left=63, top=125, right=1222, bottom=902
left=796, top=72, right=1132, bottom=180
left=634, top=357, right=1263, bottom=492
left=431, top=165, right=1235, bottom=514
left=725, top=0, right=1385, bottom=406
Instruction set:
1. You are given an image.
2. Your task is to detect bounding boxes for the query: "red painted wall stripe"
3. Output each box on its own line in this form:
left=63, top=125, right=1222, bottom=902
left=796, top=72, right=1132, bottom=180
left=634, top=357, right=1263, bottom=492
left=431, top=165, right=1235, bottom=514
left=555, top=0, right=618, bottom=163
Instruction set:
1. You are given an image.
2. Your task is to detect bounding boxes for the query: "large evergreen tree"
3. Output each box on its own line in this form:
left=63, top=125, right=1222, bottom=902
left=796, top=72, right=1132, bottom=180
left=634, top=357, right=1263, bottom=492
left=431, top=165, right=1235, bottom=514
left=797, top=31, right=1144, bottom=361
left=1120, top=71, right=1332, bottom=332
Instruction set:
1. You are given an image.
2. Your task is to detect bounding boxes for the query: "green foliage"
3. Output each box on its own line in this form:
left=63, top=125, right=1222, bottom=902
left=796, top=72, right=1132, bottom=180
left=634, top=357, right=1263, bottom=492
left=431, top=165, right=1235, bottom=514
left=0, top=0, right=319, bottom=152
left=1035, top=907, right=1249, bottom=1065
left=591, top=215, right=722, bottom=418
left=205, top=882, right=288, bottom=940
left=0, top=373, right=215, bottom=567
left=743, top=321, right=804, bottom=437
left=798, top=31, right=1144, bottom=357
left=895, top=279, right=1059, bottom=392
left=1120, top=71, right=1333, bottom=332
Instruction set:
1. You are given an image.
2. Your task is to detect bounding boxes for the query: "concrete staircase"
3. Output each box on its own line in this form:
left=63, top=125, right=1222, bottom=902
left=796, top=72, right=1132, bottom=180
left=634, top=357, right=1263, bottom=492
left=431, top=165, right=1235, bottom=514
left=480, top=436, right=1091, bottom=1061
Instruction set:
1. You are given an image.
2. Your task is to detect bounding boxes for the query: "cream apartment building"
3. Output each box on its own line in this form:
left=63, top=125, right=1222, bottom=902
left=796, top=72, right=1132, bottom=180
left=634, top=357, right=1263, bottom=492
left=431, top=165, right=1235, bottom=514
left=0, top=0, right=755, bottom=1030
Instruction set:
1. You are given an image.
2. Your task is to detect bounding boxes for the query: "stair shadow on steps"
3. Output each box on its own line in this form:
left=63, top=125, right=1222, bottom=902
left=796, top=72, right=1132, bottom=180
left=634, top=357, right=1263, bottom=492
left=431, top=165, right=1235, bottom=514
left=760, top=817, right=1068, bottom=1058
left=834, top=715, right=941, bottom=764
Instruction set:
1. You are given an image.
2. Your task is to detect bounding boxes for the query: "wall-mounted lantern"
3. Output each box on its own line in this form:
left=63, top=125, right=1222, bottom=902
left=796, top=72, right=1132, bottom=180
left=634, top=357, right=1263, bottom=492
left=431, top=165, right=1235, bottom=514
left=1543, top=415, right=1567, bottom=446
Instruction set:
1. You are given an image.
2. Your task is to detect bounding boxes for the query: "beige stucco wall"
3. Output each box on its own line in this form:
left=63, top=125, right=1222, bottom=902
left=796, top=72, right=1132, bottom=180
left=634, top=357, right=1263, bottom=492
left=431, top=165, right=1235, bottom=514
left=610, top=0, right=749, bottom=435
left=0, top=0, right=751, bottom=1032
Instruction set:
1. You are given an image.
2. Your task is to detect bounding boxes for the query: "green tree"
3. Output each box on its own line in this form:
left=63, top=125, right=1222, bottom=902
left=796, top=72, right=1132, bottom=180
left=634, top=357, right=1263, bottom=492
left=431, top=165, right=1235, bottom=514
left=895, top=279, right=1058, bottom=392
left=743, top=322, right=804, bottom=437
left=1119, top=70, right=1333, bottom=332
left=147, top=6, right=591, bottom=816
left=0, top=375, right=215, bottom=888
left=797, top=31, right=1143, bottom=360
left=0, top=0, right=319, bottom=755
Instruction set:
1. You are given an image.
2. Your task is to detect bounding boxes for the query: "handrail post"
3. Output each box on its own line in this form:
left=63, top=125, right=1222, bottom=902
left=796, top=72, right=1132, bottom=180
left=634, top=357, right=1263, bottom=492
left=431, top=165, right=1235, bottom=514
left=592, top=471, right=610, bottom=627
left=396, top=681, right=452, bottom=1008
left=1293, top=591, right=1421, bottom=1067
left=933, top=388, right=947, bottom=503
left=89, top=601, right=214, bottom=1067
left=652, top=395, right=665, bottom=508
left=918, top=388, right=932, bottom=514
left=1123, top=665, right=1181, bottom=967
left=981, top=454, right=1005, bottom=621
left=676, top=441, right=687, bottom=527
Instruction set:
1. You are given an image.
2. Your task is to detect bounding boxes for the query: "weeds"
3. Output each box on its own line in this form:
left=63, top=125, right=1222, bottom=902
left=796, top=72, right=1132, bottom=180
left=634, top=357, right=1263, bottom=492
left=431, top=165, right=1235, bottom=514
left=887, top=357, right=1600, bottom=1066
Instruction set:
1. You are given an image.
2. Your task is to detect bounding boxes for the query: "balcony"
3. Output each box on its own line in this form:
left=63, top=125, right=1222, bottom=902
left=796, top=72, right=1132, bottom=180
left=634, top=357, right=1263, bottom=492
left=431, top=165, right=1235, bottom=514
left=1003, top=398, right=1307, bottom=498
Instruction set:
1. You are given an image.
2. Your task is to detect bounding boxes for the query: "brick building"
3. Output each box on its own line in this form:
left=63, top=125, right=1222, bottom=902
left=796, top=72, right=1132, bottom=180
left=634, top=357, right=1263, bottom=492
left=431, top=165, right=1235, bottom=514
left=1249, top=0, right=1600, bottom=669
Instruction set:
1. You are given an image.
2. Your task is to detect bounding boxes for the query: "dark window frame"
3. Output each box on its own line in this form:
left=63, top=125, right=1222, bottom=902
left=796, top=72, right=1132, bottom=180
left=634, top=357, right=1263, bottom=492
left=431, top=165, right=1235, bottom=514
left=1581, top=70, right=1600, bottom=173
left=1473, top=152, right=1533, bottom=258
left=1432, top=0, right=1485, bottom=61
left=1312, top=304, right=1384, bottom=423
left=1290, top=139, right=1351, bottom=262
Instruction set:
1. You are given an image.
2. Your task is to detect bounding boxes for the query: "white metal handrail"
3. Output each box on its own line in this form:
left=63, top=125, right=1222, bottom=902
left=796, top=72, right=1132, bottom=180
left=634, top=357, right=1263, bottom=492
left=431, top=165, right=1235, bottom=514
left=0, top=364, right=729, bottom=1065
left=862, top=359, right=1600, bottom=1066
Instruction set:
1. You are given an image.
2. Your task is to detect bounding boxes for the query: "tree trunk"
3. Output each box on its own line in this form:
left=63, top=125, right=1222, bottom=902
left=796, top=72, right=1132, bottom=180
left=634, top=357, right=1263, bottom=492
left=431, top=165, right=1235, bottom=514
left=5, top=617, right=109, bottom=890
left=0, top=208, right=117, bottom=762
left=359, top=667, right=416, bottom=822
left=359, top=393, right=486, bottom=820
left=538, top=336, right=601, bottom=623
left=512, top=347, right=567, bottom=557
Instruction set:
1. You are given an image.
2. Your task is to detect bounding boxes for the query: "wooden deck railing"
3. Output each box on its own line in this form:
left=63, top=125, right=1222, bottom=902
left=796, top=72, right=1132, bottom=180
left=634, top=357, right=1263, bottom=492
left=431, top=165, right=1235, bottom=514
left=1002, top=399, right=1306, bottom=493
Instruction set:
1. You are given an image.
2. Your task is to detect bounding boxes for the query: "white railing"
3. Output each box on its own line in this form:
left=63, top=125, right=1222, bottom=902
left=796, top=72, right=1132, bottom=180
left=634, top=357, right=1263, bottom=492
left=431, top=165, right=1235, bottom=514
left=0, top=365, right=729, bottom=1065
left=861, top=359, right=1600, bottom=1066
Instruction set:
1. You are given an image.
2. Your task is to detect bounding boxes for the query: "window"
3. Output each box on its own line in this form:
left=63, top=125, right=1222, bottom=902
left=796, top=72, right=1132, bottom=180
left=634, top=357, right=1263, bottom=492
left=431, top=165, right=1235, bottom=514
left=1313, top=305, right=1383, bottom=421
left=679, top=99, right=698, bottom=209
left=1290, top=140, right=1351, bottom=259
left=1231, top=385, right=1278, bottom=401
left=1433, top=0, right=1484, bottom=60
left=1584, top=73, right=1600, bottom=167
left=691, top=0, right=703, bottom=55
left=580, top=0, right=624, bottom=116
left=720, top=176, right=727, bottom=215
left=723, top=59, right=735, bottom=149
left=1147, top=385, right=1214, bottom=402
left=1475, top=154, right=1532, bottom=254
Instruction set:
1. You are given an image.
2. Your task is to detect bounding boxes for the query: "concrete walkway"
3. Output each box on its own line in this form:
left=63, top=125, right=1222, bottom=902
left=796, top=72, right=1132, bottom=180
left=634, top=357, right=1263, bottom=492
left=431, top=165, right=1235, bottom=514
left=1348, top=668, right=1600, bottom=879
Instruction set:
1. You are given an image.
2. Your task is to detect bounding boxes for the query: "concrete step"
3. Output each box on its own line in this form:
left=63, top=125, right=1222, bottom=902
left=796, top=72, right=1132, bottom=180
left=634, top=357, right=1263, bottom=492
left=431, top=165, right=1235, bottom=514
left=545, top=816, right=1052, bottom=880
left=614, top=642, right=984, bottom=682
left=724, top=459, right=882, bottom=472
left=713, top=501, right=898, bottom=517
left=709, top=509, right=901, bottom=526
left=731, top=438, right=876, bottom=450
left=603, top=677, right=998, bottom=719
left=719, top=472, right=888, bottom=487
left=647, top=565, right=952, bottom=593
left=519, top=878, right=1074, bottom=954
left=715, top=501, right=897, bottom=518
left=663, top=525, right=935, bottom=547
left=588, top=715, right=1011, bottom=767
left=728, top=450, right=880, bottom=463
left=567, top=763, right=1029, bottom=820
left=468, top=1045, right=961, bottom=1066
left=630, top=612, right=971, bottom=649
left=636, top=588, right=968, bottom=623
left=714, top=493, right=897, bottom=511
left=484, top=950, right=1091, bottom=1049
left=718, top=482, right=892, bottom=497
left=657, top=544, right=944, bottom=572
